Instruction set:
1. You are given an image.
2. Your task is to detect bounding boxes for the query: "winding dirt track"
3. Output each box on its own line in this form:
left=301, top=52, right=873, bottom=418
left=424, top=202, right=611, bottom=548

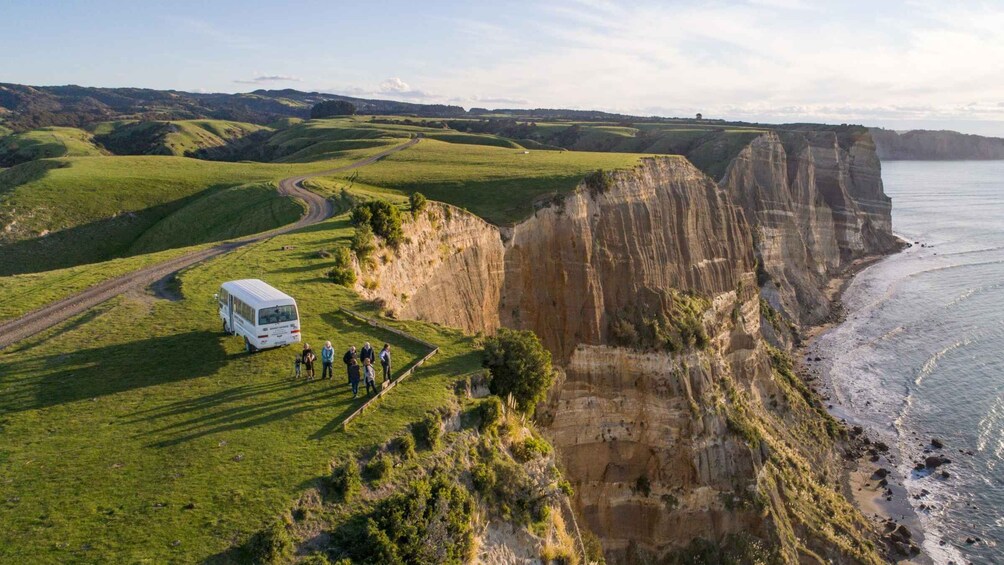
left=0, top=137, right=421, bottom=350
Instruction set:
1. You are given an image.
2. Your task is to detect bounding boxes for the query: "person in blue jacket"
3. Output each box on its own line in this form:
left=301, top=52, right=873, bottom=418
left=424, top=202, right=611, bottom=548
left=320, top=341, right=334, bottom=380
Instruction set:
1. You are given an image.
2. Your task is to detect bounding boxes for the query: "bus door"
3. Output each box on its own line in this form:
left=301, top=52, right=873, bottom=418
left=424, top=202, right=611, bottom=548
left=228, top=295, right=235, bottom=334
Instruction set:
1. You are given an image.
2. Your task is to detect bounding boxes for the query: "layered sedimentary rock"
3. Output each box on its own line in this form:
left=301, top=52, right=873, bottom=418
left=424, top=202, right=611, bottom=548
left=354, top=202, right=504, bottom=332
left=359, top=137, right=895, bottom=562
left=721, top=130, right=897, bottom=327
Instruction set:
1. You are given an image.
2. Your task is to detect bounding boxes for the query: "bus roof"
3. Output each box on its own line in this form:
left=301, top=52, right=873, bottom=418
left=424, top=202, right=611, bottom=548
left=220, top=279, right=297, bottom=309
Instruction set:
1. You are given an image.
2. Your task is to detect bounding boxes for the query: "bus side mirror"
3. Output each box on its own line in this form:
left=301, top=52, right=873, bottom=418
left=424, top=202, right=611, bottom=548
left=213, top=294, right=219, bottom=300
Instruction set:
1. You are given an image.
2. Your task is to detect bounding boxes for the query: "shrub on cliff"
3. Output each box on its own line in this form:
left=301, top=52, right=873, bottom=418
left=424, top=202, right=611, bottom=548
left=351, top=200, right=404, bottom=248
left=350, top=223, right=376, bottom=262
left=482, top=328, right=555, bottom=416
left=246, top=518, right=294, bottom=564
left=409, top=192, right=427, bottom=216
left=327, top=459, right=361, bottom=502
left=325, top=246, right=355, bottom=286
left=413, top=411, right=442, bottom=450
left=333, top=473, right=475, bottom=564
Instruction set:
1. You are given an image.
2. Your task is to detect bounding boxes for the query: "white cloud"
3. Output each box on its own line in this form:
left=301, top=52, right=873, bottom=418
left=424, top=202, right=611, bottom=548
left=379, top=77, right=410, bottom=93
left=413, top=2, right=1004, bottom=127
left=234, top=73, right=301, bottom=84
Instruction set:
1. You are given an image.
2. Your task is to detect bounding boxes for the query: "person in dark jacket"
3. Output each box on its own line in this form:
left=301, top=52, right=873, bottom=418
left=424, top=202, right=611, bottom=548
left=342, top=345, right=357, bottom=384
left=360, top=342, right=375, bottom=365
left=379, top=343, right=391, bottom=382
left=347, top=359, right=361, bottom=398
left=301, top=344, right=316, bottom=380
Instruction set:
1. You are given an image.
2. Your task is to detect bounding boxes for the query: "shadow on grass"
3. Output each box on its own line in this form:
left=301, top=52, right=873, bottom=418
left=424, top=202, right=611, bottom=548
left=136, top=379, right=365, bottom=448
left=0, top=330, right=227, bottom=414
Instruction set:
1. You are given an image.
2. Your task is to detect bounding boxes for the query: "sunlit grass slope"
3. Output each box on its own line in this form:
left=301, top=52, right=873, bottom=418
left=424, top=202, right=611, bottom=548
left=92, top=119, right=269, bottom=156
left=0, top=143, right=397, bottom=274
left=0, top=210, right=481, bottom=564
left=322, top=138, right=647, bottom=224
left=0, top=126, right=105, bottom=165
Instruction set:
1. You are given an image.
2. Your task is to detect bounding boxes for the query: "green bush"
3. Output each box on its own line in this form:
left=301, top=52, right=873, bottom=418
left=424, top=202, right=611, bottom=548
left=393, top=434, right=416, bottom=461
left=364, top=453, right=394, bottom=487
left=471, top=463, right=497, bottom=494
left=479, top=396, right=504, bottom=432
left=350, top=204, right=372, bottom=227
left=352, top=200, right=404, bottom=247
left=334, top=473, right=475, bottom=565
left=300, top=553, right=333, bottom=565
left=413, top=411, right=442, bottom=450
left=246, top=519, right=294, bottom=565
left=510, top=436, right=552, bottom=462
left=350, top=224, right=376, bottom=262
left=326, top=246, right=356, bottom=286
left=482, top=328, right=555, bottom=416
left=328, top=459, right=362, bottom=502
left=409, top=192, right=427, bottom=216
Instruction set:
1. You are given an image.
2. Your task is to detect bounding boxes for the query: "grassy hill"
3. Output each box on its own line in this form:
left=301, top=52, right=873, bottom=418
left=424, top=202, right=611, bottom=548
left=91, top=119, right=269, bottom=156
left=0, top=141, right=402, bottom=274
left=318, top=137, right=647, bottom=225
left=0, top=210, right=482, bottom=563
left=0, top=126, right=105, bottom=166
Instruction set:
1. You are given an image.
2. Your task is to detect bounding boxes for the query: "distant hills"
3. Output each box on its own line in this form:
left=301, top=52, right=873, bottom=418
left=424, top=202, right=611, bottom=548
left=870, top=127, right=1004, bottom=160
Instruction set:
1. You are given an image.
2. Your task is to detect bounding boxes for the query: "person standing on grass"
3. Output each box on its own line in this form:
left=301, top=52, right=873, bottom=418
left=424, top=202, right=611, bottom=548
left=379, top=343, right=391, bottom=382
left=320, top=341, right=334, bottom=380
left=301, top=344, right=317, bottom=381
left=363, top=358, right=377, bottom=396
left=360, top=342, right=375, bottom=366
left=343, top=345, right=357, bottom=384
left=348, top=358, right=361, bottom=398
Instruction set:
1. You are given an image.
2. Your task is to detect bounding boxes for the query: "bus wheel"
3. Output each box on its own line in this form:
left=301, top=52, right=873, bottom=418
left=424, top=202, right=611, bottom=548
left=244, top=337, right=257, bottom=353
left=223, top=320, right=230, bottom=334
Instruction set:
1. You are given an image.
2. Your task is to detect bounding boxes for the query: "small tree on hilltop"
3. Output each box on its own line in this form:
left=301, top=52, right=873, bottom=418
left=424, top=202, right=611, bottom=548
left=311, top=100, right=357, bottom=119
left=409, top=192, right=427, bottom=217
left=482, top=328, right=555, bottom=416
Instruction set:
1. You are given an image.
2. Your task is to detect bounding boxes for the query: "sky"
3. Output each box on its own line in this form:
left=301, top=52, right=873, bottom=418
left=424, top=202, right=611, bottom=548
left=3, top=0, right=1004, bottom=136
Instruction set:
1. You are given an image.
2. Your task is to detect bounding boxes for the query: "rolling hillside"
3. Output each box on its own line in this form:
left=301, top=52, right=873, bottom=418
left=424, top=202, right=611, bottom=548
left=0, top=126, right=106, bottom=166
left=91, top=119, right=269, bottom=156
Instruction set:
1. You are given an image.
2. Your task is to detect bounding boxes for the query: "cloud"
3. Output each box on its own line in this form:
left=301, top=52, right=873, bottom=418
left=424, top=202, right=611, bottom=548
left=234, top=74, right=302, bottom=84
left=379, top=77, right=410, bottom=93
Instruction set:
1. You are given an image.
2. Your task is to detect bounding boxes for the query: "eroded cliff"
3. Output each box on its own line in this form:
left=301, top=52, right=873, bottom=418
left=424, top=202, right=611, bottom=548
left=721, top=130, right=897, bottom=328
left=357, top=139, right=894, bottom=562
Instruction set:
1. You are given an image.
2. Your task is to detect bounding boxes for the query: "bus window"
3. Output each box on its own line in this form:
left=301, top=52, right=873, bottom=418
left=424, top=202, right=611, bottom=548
left=258, top=305, right=297, bottom=326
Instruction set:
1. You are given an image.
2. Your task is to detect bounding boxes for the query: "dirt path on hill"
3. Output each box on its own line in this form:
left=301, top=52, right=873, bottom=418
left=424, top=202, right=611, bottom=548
left=0, top=137, right=420, bottom=350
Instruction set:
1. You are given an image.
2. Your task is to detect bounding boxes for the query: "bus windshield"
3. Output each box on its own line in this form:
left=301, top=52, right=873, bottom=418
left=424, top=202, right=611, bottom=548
left=258, top=305, right=298, bottom=326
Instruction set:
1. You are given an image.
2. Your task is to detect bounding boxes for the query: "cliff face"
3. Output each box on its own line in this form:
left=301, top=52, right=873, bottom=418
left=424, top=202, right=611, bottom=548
left=721, top=131, right=897, bottom=327
left=360, top=145, right=893, bottom=562
left=871, top=127, right=1004, bottom=160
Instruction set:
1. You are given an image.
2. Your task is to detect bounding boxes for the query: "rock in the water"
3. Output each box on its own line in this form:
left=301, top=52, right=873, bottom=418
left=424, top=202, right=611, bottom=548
left=872, top=468, right=890, bottom=480
left=931, top=438, right=944, bottom=449
left=925, top=455, right=950, bottom=468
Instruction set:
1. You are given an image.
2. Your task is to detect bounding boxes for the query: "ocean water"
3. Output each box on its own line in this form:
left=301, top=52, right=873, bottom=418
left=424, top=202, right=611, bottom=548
left=814, top=161, right=1004, bottom=564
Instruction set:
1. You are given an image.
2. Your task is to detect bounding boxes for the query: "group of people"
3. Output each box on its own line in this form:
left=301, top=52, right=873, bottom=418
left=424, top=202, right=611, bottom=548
left=296, top=341, right=392, bottom=399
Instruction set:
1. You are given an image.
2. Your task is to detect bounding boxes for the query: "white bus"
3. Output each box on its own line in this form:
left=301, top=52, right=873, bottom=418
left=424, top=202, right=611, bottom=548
left=216, top=279, right=301, bottom=353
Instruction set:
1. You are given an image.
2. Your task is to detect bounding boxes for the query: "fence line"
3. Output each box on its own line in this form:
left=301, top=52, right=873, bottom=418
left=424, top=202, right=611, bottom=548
left=338, top=307, right=439, bottom=429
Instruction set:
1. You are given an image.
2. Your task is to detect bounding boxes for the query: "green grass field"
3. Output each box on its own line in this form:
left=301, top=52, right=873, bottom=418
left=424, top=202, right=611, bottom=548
left=0, top=126, right=106, bottom=165
left=320, top=138, right=647, bottom=224
left=0, top=211, right=482, bottom=564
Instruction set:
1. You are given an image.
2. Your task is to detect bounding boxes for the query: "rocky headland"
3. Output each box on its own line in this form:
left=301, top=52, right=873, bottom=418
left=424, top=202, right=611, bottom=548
left=355, top=127, right=903, bottom=563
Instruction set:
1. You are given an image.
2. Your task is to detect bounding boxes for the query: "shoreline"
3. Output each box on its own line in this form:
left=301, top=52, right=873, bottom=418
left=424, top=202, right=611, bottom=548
left=794, top=240, right=931, bottom=564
